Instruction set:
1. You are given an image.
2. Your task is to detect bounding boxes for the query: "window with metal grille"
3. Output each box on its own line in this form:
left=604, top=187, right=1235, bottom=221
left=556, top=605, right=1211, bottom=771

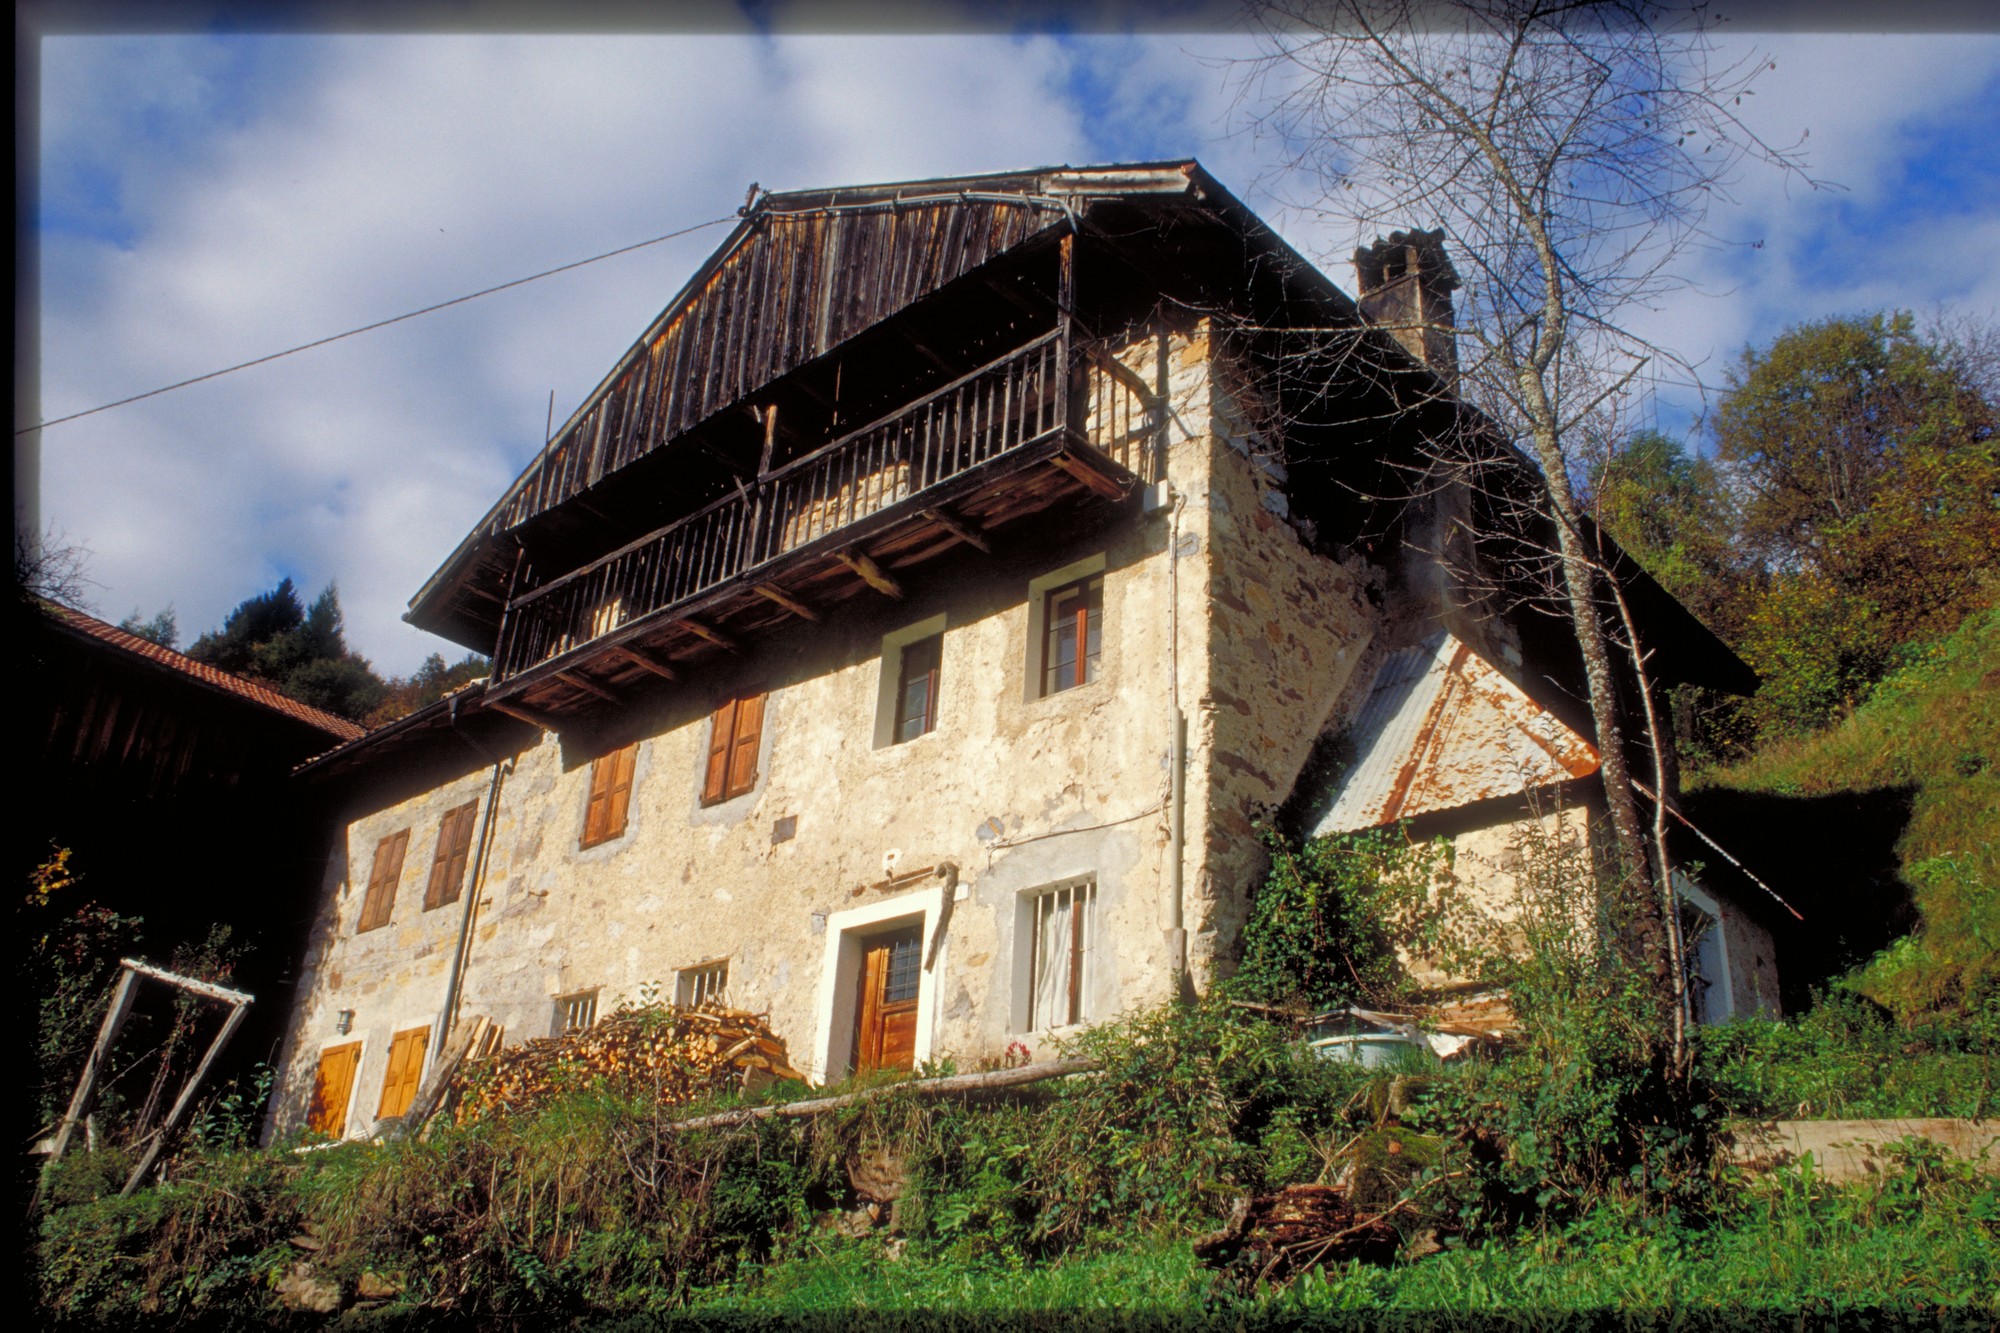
left=894, top=634, right=942, bottom=742
left=1026, top=878, right=1097, bottom=1030
left=1041, top=577, right=1103, bottom=696
left=676, top=959, right=729, bottom=1009
left=554, top=990, right=598, bottom=1036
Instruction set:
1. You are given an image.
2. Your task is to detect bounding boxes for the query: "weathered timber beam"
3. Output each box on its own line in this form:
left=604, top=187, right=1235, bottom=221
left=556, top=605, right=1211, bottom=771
left=122, top=998, right=251, bottom=1196
left=670, top=1058, right=1099, bottom=1132
left=679, top=618, right=740, bottom=652
left=753, top=583, right=822, bottom=621
left=488, top=699, right=556, bottom=730
left=556, top=671, right=619, bottom=704
left=1051, top=449, right=1131, bottom=500
left=834, top=550, right=904, bottom=599
left=920, top=508, right=992, bottom=553
left=610, top=644, right=677, bottom=680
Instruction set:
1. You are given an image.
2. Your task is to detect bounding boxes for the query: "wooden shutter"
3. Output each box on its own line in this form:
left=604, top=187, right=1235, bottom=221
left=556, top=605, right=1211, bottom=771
left=726, top=693, right=765, bottom=798
left=308, top=1042, right=362, bottom=1137
left=375, top=1026, right=429, bottom=1120
left=605, top=742, right=637, bottom=838
left=357, top=829, right=409, bottom=933
left=424, top=802, right=478, bottom=910
left=702, top=701, right=735, bottom=804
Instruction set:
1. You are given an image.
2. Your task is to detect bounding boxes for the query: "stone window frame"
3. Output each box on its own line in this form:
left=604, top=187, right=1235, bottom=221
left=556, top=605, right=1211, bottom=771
left=872, top=613, right=947, bottom=749
left=1014, top=875, right=1100, bottom=1033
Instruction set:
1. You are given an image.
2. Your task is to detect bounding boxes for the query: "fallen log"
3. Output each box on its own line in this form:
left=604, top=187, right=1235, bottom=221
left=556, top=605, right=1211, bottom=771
left=1194, top=1184, right=1400, bottom=1286
left=670, top=1058, right=1099, bottom=1131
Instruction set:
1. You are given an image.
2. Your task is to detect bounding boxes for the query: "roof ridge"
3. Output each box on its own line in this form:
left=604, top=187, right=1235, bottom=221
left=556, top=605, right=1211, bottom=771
left=41, top=601, right=367, bottom=742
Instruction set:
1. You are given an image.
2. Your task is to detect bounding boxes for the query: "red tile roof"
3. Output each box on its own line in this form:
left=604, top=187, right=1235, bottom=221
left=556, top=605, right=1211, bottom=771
left=43, top=602, right=367, bottom=743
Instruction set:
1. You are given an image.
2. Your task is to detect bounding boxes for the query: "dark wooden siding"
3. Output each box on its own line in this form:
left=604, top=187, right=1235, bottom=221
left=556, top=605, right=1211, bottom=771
left=491, top=200, right=1061, bottom=534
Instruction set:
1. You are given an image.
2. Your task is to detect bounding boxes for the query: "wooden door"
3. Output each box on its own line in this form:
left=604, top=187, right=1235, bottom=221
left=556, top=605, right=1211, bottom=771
left=375, top=1026, right=430, bottom=1120
left=853, top=924, right=923, bottom=1075
left=308, top=1042, right=362, bottom=1138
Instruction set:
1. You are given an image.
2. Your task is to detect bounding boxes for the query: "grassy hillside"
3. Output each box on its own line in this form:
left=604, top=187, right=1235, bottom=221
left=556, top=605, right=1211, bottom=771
left=1694, top=607, right=1999, bottom=1020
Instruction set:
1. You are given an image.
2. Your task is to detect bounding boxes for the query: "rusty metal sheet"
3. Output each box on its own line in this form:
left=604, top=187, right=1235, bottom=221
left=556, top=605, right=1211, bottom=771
left=1313, top=632, right=1599, bottom=835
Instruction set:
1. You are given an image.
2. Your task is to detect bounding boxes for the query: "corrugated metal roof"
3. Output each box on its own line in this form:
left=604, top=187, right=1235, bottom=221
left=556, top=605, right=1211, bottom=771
left=43, top=602, right=366, bottom=742
left=1313, top=632, right=1598, bottom=835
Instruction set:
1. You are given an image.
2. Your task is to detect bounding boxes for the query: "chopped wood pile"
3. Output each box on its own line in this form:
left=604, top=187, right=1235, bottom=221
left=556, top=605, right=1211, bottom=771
left=1192, top=1184, right=1401, bottom=1286
left=453, top=1003, right=804, bottom=1124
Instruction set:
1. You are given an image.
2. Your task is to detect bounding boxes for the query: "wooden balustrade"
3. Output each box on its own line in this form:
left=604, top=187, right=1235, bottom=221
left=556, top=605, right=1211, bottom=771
left=492, top=329, right=1156, bottom=686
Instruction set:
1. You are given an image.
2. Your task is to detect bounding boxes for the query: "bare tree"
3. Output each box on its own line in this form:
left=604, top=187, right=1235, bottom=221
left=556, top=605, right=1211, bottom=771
left=1238, top=0, right=1812, bottom=1057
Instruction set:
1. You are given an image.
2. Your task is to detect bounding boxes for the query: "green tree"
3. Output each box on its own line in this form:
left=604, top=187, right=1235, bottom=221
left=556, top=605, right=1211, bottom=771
left=365, top=651, right=491, bottom=727
left=116, top=606, right=178, bottom=649
left=1586, top=431, right=1747, bottom=639
left=1715, top=313, right=2000, bottom=734
left=186, top=579, right=389, bottom=721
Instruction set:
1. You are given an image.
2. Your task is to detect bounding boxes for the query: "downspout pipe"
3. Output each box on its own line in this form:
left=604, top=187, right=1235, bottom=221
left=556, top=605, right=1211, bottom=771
left=435, top=692, right=513, bottom=1062
left=1165, top=481, right=1189, bottom=991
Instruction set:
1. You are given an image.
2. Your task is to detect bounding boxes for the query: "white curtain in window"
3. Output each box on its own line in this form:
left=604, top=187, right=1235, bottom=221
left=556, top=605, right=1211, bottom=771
left=1034, top=892, right=1073, bottom=1029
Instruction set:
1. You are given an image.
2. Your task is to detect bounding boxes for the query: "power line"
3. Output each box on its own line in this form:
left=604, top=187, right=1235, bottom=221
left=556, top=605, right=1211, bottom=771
left=20, top=214, right=737, bottom=436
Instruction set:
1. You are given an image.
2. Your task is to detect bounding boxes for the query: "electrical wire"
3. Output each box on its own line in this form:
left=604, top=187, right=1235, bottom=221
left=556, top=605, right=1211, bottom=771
left=20, top=214, right=737, bottom=436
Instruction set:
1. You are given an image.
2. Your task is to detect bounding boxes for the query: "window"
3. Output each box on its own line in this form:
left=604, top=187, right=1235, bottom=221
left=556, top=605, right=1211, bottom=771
left=555, top=990, right=599, bottom=1036
left=703, top=692, right=766, bottom=804
left=676, top=959, right=729, bottom=1009
left=308, top=1042, right=362, bottom=1138
left=1041, top=577, right=1103, bottom=696
left=582, top=742, right=638, bottom=847
left=375, top=1026, right=430, bottom=1121
left=893, top=634, right=942, bottom=742
left=424, top=801, right=479, bottom=910
left=1026, top=878, right=1098, bottom=1031
left=356, top=829, right=409, bottom=933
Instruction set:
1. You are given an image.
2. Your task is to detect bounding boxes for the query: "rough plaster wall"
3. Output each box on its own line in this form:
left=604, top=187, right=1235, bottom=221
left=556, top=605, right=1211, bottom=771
left=1716, top=894, right=1782, bottom=1020
left=266, top=768, right=498, bottom=1141
left=269, top=332, right=1233, bottom=1138
left=1186, top=333, right=1375, bottom=985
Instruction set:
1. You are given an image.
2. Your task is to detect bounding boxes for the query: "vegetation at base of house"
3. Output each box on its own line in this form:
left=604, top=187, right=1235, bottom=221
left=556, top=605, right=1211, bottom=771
left=1695, top=606, right=1999, bottom=1024
left=30, top=996, right=1998, bottom=1326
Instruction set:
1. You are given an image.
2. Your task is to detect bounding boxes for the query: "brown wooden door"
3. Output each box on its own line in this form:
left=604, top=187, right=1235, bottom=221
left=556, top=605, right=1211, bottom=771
left=853, top=924, right=922, bottom=1075
left=309, top=1042, right=362, bottom=1138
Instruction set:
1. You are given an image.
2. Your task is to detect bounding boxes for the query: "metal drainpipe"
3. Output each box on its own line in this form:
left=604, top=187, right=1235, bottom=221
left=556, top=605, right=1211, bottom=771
left=435, top=694, right=513, bottom=1059
left=1166, top=484, right=1189, bottom=991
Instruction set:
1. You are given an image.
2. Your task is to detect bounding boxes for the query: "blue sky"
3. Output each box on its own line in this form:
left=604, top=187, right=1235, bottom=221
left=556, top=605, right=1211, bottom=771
left=27, top=16, right=2000, bottom=674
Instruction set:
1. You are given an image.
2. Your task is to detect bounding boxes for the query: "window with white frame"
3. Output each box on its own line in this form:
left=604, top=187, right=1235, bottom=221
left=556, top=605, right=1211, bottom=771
left=1026, top=877, right=1098, bottom=1030
left=676, top=959, right=729, bottom=1009
left=554, top=989, right=599, bottom=1036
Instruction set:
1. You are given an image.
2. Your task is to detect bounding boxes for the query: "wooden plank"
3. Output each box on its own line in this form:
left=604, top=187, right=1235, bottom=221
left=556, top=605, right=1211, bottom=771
left=609, top=644, right=677, bottom=679
left=680, top=618, right=740, bottom=652
left=834, top=550, right=903, bottom=599
left=1050, top=449, right=1132, bottom=500
left=920, top=507, right=992, bottom=553
left=555, top=670, right=620, bottom=704
left=46, top=966, right=140, bottom=1164
left=752, top=583, right=822, bottom=621
left=486, top=699, right=554, bottom=731
left=122, top=1000, right=251, bottom=1195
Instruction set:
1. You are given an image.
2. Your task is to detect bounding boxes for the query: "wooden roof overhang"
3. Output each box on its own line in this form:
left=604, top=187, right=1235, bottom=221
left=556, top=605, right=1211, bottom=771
left=402, top=162, right=1378, bottom=655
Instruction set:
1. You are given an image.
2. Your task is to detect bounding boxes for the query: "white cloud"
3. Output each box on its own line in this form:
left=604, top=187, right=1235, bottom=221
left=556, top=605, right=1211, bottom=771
left=30, top=25, right=2000, bottom=676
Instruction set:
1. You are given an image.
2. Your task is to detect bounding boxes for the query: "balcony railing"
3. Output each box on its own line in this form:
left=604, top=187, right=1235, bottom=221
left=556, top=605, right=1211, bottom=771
left=492, top=327, right=1155, bottom=687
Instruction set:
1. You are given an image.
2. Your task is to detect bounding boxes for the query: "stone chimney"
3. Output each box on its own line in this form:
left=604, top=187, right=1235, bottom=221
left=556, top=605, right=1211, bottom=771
left=1354, top=229, right=1460, bottom=374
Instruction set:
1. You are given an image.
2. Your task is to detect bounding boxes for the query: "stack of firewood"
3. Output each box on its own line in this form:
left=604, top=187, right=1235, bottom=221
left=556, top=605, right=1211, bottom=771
left=453, top=1003, right=804, bottom=1124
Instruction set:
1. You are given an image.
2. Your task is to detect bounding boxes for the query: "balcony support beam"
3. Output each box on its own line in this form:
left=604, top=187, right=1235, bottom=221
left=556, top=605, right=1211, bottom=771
left=753, top=583, right=822, bottom=621
left=920, top=508, right=991, bottom=554
left=488, top=699, right=555, bottom=731
left=680, top=618, right=740, bottom=652
left=835, top=550, right=904, bottom=600
left=1051, top=448, right=1131, bottom=500
left=556, top=670, right=619, bottom=704
left=610, top=644, right=677, bottom=679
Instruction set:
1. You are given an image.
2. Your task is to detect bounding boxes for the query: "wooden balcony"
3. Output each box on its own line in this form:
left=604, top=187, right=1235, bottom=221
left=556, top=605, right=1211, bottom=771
left=486, top=327, right=1157, bottom=719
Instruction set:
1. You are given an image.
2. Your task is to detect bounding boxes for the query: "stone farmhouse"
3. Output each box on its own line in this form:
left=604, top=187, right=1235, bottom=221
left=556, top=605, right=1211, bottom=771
left=266, top=162, right=1781, bottom=1142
